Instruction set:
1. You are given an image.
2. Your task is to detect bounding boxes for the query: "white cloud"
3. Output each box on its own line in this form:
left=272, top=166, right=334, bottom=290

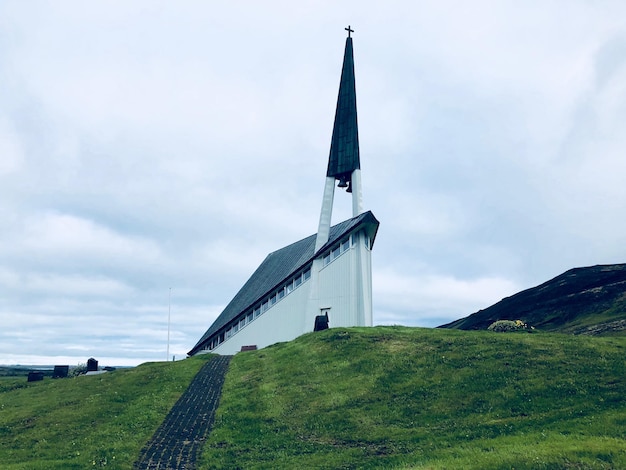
left=0, top=118, right=23, bottom=175
left=1, top=1, right=626, bottom=365
left=0, top=270, right=134, bottom=316
left=19, top=212, right=161, bottom=263
left=24, top=274, right=133, bottom=297
left=373, top=267, right=521, bottom=327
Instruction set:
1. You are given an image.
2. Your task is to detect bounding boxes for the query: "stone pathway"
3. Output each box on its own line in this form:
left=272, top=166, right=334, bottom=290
left=134, top=355, right=232, bottom=470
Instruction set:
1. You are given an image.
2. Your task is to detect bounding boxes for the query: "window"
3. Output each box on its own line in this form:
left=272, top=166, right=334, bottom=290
left=240, top=317, right=246, bottom=329
left=254, top=307, right=261, bottom=318
left=331, top=246, right=340, bottom=260
left=341, top=238, right=350, bottom=252
left=270, top=294, right=276, bottom=306
left=261, top=301, right=269, bottom=313
left=294, top=273, right=302, bottom=287
left=303, top=268, right=311, bottom=281
left=286, top=280, right=294, bottom=294
left=277, top=287, right=285, bottom=300
left=247, top=312, right=253, bottom=323
left=233, top=323, right=239, bottom=333
left=323, top=253, right=331, bottom=265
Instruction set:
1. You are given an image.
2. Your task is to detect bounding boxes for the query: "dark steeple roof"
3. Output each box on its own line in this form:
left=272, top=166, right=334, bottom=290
left=188, top=211, right=379, bottom=355
left=326, top=35, right=360, bottom=180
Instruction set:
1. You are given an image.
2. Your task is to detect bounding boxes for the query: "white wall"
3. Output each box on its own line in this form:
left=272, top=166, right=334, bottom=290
left=203, top=277, right=311, bottom=355
left=316, top=230, right=373, bottom=328
left=201, top=231, right=373, bottom=355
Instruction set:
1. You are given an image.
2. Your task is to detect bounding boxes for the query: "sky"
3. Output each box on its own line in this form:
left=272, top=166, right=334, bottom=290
left=1, top=1, right=625, bottom=366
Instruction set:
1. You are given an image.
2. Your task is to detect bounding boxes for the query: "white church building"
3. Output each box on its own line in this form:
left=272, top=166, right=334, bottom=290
left=188, top=29, right=379, bottom=356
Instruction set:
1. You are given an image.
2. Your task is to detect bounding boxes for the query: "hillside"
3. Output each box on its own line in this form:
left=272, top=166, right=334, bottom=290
left=199, top=327, right=626, bottom=469
left=439, top=263, right=626, bottom=334
left=0, top=356, right=210, bottom=469
left=2, top=327, right=625, bottom=469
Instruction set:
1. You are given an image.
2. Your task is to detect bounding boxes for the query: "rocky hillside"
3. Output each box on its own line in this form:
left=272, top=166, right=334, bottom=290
left=439, top=263, right=626, bottom=335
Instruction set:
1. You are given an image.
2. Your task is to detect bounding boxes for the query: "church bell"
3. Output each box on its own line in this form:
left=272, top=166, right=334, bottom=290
left=337, top=174, right=352, bottom=192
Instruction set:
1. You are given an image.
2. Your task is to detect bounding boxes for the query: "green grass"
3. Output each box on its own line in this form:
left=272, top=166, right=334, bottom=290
left=2, top=328, right=626, bottom=469
left=0, top=355, right=211, bottom=469
left=200, top=327, right=626, bottom=469
left=558, top=303, right=626, bottom=336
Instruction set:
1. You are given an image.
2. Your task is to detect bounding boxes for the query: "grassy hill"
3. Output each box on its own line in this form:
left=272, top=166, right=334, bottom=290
left=199, top=327, right=625, bottom=469
left=0, top=356, right=210, bottom=469
left=439, top=264, right=626, bottom=335
left=2, top=327, right=625, bottom=469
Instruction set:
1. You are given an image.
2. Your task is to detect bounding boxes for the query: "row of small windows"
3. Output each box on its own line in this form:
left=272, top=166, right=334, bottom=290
left=216, top=234, right=357, bottom=349
left=203, top=266, right=312, bottom=351
left=322, top=236, right=352, bottom=267
left=202, top=230, right=369, bottom=352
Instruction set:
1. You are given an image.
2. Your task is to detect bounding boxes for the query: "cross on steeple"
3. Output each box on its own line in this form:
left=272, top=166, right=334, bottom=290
left=345, top=25, right=354, bottom=37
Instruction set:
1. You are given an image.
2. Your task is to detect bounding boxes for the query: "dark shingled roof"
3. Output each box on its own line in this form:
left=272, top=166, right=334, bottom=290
left=189, top=211, right=379, bottom=355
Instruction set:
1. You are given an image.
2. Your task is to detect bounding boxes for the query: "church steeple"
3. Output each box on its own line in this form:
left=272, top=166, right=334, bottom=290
left=315, top=26, right=363, bottom=252
left=188, top=26, right=377, bottom=357
left=327, top=28, right=360, bottom=187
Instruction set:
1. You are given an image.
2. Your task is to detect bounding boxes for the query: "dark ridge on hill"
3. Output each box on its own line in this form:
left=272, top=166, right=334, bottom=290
left=439, top=263, right=626, bottom=335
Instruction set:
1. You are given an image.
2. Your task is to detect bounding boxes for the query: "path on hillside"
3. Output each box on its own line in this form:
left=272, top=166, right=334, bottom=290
left=134, top=355, right=232, bottom=470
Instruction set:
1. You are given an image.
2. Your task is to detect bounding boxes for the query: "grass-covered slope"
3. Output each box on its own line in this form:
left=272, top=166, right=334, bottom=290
left=201, top=327, right=626, bottom=469
left=2, top=328, right=625, bottom=469
left=0, top=355, right=211, bottom=469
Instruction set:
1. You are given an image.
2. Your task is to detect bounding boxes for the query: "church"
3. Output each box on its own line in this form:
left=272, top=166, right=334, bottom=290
left=188, top=28, right=379, bottom=356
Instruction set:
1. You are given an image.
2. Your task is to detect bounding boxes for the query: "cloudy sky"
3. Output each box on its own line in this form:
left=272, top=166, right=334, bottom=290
left=1, top=1, right=625, bottom=366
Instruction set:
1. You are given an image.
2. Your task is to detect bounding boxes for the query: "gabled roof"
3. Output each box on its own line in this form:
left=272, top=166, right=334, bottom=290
left=327, top=36, right=360, bottom=179
left=189, top=211, right=379, bottom=354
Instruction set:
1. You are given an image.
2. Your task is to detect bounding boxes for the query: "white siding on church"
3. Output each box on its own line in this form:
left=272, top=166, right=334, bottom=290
left=201, top=230, right=373, bottom=355
left=203, top=275, right=311, bottom=355
left=318, top=249, right=357, bottom=326
left=316, top=230, right=373, bottom=328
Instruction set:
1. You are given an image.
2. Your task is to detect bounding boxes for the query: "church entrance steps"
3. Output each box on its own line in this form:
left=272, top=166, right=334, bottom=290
left=134, top=355, right=232, bottom=470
